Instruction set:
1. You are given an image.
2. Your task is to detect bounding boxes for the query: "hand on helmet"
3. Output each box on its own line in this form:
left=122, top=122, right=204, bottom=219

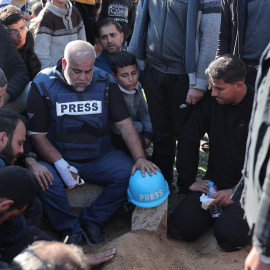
left=131, top=157, right=160, bottom=177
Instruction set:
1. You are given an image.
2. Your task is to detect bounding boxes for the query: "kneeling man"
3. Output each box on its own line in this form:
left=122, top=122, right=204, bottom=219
left=27, top=40, right=159, bottom=245
left=169, top=55, right=253, bottom=251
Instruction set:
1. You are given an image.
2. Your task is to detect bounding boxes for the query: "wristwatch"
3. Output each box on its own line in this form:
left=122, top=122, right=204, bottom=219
left=24, top=152, right=38, bottom=161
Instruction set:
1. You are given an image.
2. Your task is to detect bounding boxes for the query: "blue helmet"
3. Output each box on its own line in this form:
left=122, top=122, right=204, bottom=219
left=127, top=170, right=170, bottom=208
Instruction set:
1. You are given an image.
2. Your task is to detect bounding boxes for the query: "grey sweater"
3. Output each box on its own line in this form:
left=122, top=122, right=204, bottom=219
left=34, top=0, right=86, bottom=70
left=111, top=82, right=153, bottom=140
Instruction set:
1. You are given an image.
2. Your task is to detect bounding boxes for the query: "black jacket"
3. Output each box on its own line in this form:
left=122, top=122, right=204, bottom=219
left=18, top=31, right=41, bottom=80
left=0, top=22, right=29, bottom=102
left=216, top=0, right=247, bottom=59
left=98, top=0, right=135, bottom=41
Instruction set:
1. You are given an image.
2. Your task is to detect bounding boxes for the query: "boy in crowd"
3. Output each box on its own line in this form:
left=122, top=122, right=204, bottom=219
left=111, top=51, right=153, bottom=154
left=0, top=5, right=41, bottom=80
left=0, top=21, right=29, bottom=113
left=34, top=0, right=86, bottom=69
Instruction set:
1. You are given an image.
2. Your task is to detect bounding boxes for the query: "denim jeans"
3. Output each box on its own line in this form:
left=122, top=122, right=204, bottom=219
left=36, top=149, right=134, bottom=236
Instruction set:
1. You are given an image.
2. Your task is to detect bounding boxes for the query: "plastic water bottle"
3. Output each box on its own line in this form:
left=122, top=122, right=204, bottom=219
left=207, top=182, right=222, bottom=218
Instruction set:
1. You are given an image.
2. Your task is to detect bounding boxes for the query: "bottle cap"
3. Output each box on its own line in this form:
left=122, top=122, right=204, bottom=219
left=208, top=182, right=214, bottom=186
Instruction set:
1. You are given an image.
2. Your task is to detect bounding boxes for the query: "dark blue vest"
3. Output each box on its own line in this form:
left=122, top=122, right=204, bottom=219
left=34, top=67, right=115, bottom=161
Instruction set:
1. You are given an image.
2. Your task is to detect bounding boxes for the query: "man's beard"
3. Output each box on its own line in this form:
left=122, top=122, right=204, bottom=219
left=64, top=70, right=92, bottom=92
left=0, top=139, right=17, bottom=165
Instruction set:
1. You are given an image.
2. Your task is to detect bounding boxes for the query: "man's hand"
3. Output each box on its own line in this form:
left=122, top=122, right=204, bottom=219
left=85, top=248, right=116, bottom=266
left=189, top=179, right=211, bottom=193
left=131, top=157, right=160, bottom=176
left=186, top=88, right=205, bottom=105
left=54, top=158, right=85, bottom=189
left=245, top=247, right=270, bottom=270
left=25, top=157, right=53, bottom=190
left=209, top=189, right=234, bottom=207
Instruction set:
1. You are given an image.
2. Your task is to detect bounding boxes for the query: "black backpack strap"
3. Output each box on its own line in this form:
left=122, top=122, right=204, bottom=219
left=39, top=82, right=52, bottom=110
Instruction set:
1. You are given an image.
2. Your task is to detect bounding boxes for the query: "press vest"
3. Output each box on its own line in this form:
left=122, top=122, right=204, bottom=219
left=34, top=67, right=115, bottom=161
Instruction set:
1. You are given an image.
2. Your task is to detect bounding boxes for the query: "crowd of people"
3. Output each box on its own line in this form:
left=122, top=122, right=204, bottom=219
left=0, top=0, right=269, bottom=269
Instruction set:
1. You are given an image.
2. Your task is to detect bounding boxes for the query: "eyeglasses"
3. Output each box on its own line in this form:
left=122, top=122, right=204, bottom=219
left=9, top=25, right=27, bottom=36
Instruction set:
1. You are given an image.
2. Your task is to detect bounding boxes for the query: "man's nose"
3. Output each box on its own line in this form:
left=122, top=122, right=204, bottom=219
left=107, top=36, right=113, bottom=43
left=211, top=88, right=218, bottom=97
left=19, top=144, right=24, bottom=154
left=79, top=72, right=86, bottom=81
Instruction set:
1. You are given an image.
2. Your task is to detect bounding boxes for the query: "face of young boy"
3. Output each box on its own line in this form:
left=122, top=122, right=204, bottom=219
left=114, top=64, right=139, bottom=90
left=7, top=19, right=27, bottom=49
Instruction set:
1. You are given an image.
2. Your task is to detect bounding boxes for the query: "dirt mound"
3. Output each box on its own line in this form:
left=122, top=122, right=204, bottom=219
left=84, top=230, right=250, bottom=270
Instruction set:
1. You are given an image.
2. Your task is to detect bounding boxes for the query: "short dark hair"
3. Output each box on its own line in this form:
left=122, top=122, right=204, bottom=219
left=31, top=2, right=43, bottom=17
left=0, top=108, right=27, bottom=141
left=0, top=68, right=7, bottom=87
left=0, top=5, right=24, bottom=26
left=205, top=54, right=246, bottom=84
left=97, top=18, right=122, bottom=38
left=111, top=51, right=137, bottom=75
left=0, top=166, right=36, bottom=211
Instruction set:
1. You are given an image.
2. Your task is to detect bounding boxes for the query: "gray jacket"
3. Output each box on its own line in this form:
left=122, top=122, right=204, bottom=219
left=111, top=82, right=153, bottom=140
left=128, top=0, right=221, bottom=91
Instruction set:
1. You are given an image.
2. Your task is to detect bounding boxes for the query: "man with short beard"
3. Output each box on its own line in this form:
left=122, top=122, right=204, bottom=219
left=0, top=108, right=26, bottom=167
left=27, top=40, right=159, bottom=245
left=94, top=18, right=124, bottom=74
left=0, top=111, right=53, bottom=265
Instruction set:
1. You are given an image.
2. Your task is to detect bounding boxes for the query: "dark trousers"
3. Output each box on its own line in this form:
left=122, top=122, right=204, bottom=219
left=168, top=192, right=252, bottom=251
left=36, top=149, right=133, bottom=237
left=143, top=63, right=192, bottom=186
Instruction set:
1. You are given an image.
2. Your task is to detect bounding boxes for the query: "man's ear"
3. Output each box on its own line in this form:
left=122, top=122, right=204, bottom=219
left=236, top=81, right=244, bottom=91
left=111, top=73, right=118, bottom=82
left=120, top=32, right=124, bottom=43
left=62, top=58, right=67, bottom=70
left=0, top=200, right=14, bottom=211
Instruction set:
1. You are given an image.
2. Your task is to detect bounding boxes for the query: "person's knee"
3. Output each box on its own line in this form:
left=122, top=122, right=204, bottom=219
left=214, top=225, right=244, bottom=252
left=168, top=218, right=199, bottom=241
left=168, top=207, right=200, bottom=242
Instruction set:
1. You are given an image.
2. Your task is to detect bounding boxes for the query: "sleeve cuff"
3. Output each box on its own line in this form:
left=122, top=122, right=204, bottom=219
left=260, top=254, right=270, bottom=264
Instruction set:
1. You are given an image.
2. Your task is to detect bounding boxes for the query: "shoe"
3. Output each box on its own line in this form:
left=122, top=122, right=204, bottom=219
left=62, top=234, right=82, bottom=245
left=81, top=224, right=105, bottom=244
